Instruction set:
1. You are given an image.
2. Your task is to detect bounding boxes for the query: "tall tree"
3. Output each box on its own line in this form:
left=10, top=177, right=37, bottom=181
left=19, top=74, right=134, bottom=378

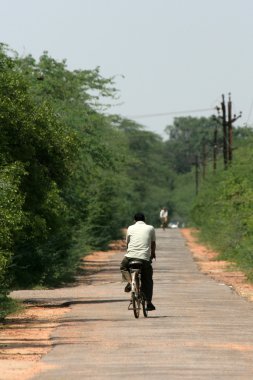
left=164, top=117, right=217, bottom=173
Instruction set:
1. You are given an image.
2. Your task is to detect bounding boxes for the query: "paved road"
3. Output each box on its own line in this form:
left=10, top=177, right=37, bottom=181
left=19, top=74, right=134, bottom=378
left=30, top=229, right=253, bottom=379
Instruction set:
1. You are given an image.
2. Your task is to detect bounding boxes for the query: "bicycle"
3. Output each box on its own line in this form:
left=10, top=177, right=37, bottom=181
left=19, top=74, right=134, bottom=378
left=127, top=260, right=148, bottom=318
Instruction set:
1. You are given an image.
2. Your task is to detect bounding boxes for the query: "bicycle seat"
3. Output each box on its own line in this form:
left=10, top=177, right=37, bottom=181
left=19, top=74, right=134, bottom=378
left=129, top=260, right=143, bottom=269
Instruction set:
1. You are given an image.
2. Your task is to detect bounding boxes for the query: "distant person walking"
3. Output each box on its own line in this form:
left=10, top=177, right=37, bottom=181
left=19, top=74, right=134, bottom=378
left=160, top=207, right=168, bottom=230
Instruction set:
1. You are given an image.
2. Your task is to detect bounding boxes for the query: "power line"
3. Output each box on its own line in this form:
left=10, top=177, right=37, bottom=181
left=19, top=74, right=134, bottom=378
left=126, top=107, right=215, bottom=119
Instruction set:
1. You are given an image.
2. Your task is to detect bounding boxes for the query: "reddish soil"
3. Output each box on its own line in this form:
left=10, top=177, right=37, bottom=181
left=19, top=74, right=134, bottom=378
left=181, top=228, right=253, bottom=302
left=0, top=238, right=126, bottom=380
left=0, top=306, right=68, bottom=361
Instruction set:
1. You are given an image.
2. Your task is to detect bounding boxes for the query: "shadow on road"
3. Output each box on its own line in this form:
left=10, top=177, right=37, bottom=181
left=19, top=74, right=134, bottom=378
left=23, top=298, right=127, bottom=308
left=62, top=299, right=127, bottom=307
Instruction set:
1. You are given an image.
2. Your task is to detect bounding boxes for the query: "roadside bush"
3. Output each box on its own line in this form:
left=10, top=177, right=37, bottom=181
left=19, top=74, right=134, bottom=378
left=192, top=143, right=253, bottom=279
left=0, top=163, right=25, bottom=293
left=0, top=45, right=79, bottom=288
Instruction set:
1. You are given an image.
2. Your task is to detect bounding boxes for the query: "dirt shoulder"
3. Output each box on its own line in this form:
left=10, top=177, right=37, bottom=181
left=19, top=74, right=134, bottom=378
left=0, top=239, right=126, bottom=380
left=181, top=228, right=253, bottom=302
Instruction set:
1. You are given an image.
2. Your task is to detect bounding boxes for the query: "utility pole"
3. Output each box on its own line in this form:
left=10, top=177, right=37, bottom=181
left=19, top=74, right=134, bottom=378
left=228, top=93, right=232, bottom=163
left=227, top=93, right=242, bottom=164
left=201, top=141, right=207, bottom=179
left=194, top=155, right=199, bottom=195
left=219, top=93, right=242, bottom=169
left=213, top=122, right=218, bottom=172
left=212, top=110, right=220, bottom=173
left=221, top=94, right=228, bottom=169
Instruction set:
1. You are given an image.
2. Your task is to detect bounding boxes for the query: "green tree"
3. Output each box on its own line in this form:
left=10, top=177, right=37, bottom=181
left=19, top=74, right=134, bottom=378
left=116, top=118, right=174, bottom=225
left=17, top=50, right=134, bottom=256
left=164, top=117, right=218, bottom=173
left=191, top=137, right=253, bottom=279
left=0, top=45, right=78, bottom=287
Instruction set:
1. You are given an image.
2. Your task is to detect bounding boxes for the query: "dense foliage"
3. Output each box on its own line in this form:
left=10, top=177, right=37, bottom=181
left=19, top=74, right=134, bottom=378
left=164, top=115, right=253, bottom=280
left=0, top=45, right=173, bottom=299
left=0, top=46, right=78, bottom=289
left=1, top=41, right=253, bottom=308
left=164, top=116, right=217, bottom=173
left=192, top=140, right=253, bottom=280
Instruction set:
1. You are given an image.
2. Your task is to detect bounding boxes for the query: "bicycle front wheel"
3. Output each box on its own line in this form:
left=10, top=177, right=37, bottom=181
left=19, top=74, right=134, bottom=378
left=132, top=292, right=140, bottom=318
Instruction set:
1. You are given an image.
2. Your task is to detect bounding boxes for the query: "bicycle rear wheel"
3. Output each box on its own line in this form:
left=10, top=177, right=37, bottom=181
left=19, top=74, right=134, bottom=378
left=141, top=295, right=148, bottom=317
left=131, top=292, right=140, bottom=318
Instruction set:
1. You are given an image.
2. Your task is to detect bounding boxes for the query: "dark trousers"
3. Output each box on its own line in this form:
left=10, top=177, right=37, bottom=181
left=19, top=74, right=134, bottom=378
left=120, top=257, right=153, bottom=303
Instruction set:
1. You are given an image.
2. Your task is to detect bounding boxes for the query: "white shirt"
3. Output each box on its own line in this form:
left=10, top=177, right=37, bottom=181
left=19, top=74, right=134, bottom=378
left=160, top=209, right=168, bottom=218
left=125, top=221, right=156, bottom=261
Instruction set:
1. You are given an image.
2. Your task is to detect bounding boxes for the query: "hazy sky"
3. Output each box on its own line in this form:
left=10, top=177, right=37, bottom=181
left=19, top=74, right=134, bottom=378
left=1, top=0, right=253, bottom=137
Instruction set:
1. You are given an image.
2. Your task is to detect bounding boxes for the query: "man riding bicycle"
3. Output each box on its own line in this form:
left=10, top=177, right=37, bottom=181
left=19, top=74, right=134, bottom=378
left=160, top=207, right=168, bottom=230
left=120, top=212, right=156, bottom=311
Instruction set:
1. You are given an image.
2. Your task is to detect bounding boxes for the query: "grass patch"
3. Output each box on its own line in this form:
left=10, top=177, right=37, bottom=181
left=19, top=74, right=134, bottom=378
left=0, top=295, right=24, bottom=320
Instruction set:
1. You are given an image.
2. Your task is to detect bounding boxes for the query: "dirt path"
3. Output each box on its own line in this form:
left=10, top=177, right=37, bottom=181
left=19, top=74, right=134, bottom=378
left=1, top=229, right=253, bottom=379
left=181, top=229, right=253, bottom=302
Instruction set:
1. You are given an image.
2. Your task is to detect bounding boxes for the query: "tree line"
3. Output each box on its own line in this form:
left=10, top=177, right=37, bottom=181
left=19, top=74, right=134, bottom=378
left=164, top=108, right=253, bottom=282
left=0, top=44, right=174, bottom=311
left=1, top=43, right=253, bottom=316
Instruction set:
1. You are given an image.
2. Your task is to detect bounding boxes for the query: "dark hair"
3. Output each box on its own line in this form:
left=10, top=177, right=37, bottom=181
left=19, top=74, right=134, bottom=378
left=134, top=212, right=145, bottom=222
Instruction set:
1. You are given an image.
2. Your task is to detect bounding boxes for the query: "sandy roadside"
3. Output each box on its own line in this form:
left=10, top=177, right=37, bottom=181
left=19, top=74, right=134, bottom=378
left=180, top=228, right=253, bottom=302
left=0, top=239, right=126, bottom=380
